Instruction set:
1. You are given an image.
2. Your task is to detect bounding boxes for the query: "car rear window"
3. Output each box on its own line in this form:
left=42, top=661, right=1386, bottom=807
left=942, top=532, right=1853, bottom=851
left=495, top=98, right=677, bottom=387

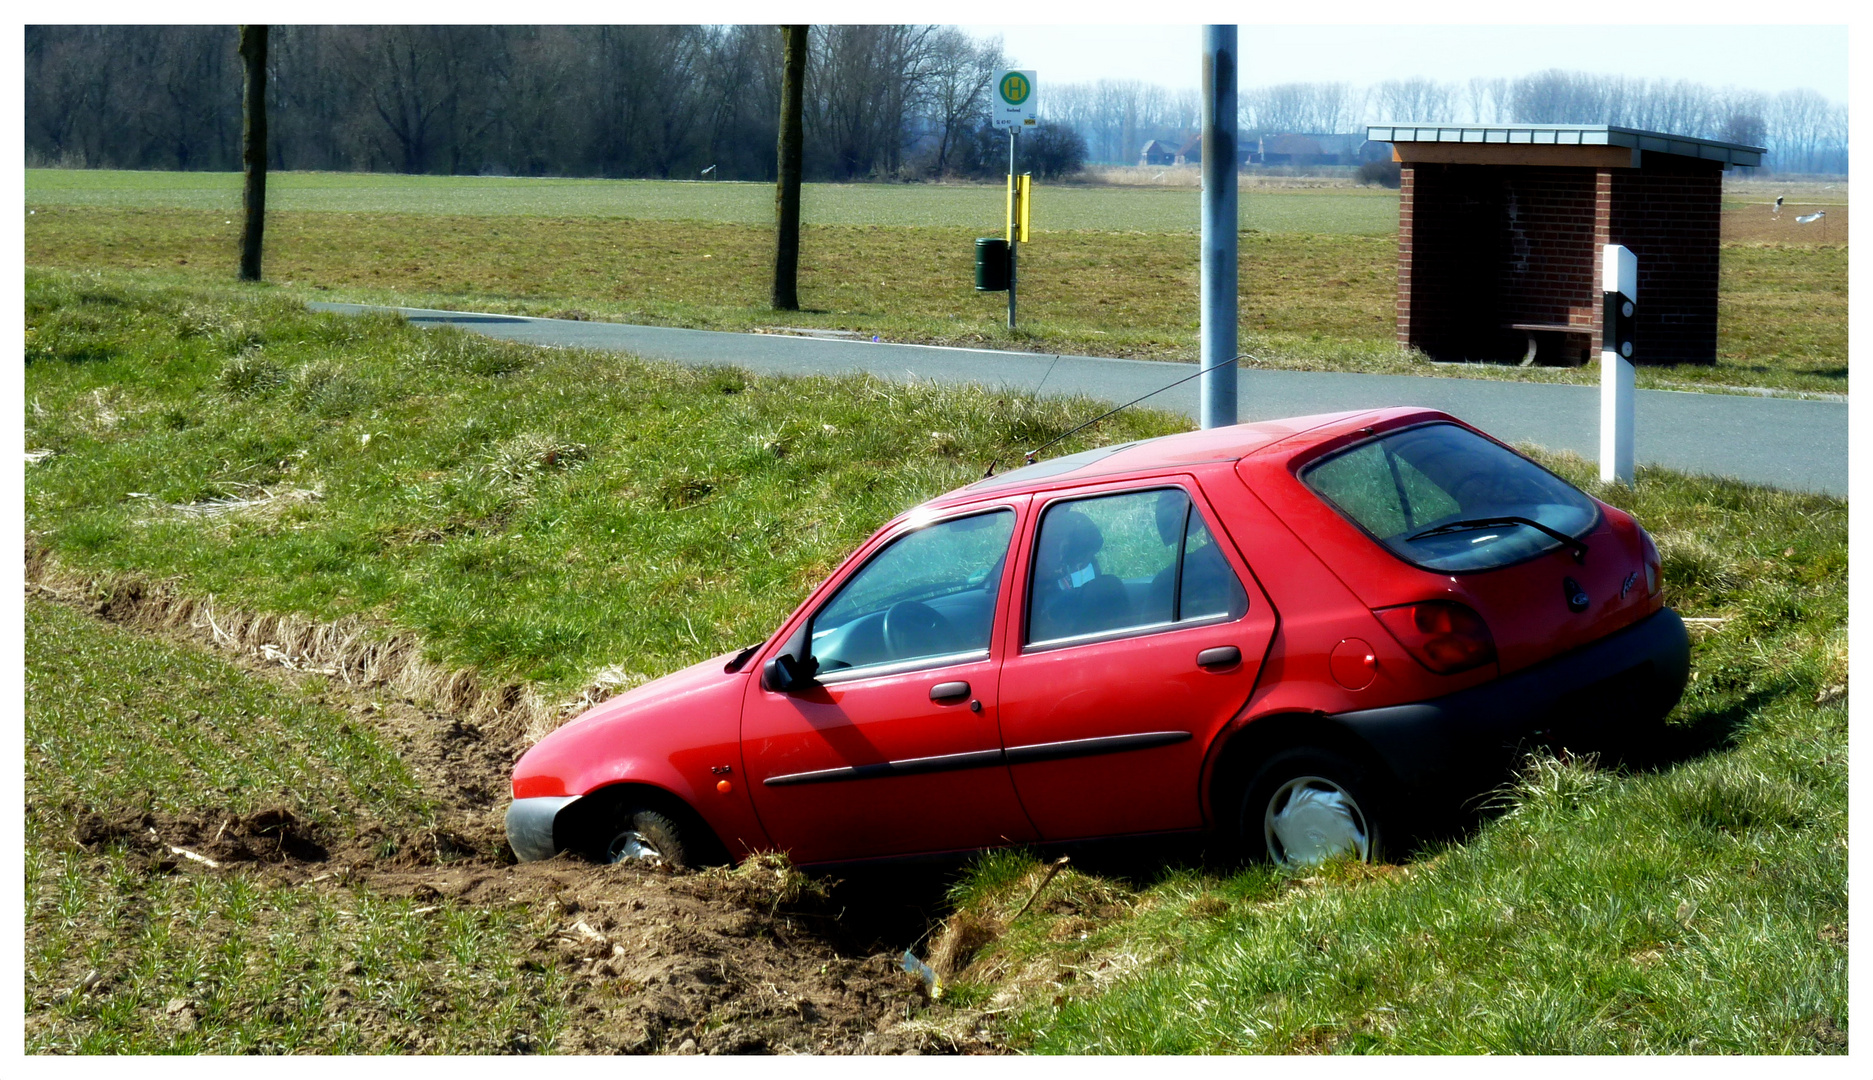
left=1299, top=422, right=1599, bottom=572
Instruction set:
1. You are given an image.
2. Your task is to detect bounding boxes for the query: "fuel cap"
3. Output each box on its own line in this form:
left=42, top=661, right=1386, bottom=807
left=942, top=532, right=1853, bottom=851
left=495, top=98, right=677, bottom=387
left=1330, top=638, right=1378, bottom=690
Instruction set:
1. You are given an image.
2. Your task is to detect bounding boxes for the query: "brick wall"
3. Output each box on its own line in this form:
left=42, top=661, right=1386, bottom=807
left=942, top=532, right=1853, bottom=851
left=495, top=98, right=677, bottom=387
left=1396, top=153, right=1723, bottom=366
left=1605, top=156, right=1723, bottom=364
left=1498, top=168, right=1598, bottom=336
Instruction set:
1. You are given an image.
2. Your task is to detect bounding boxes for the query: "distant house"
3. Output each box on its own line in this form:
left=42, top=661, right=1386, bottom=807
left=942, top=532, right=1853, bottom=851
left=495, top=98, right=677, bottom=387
left=1258, top=133, right=1384, bottom=167
left=1175, top=136, right=1202, bottom=165
left=1139, top=140, right=1178, bottom=167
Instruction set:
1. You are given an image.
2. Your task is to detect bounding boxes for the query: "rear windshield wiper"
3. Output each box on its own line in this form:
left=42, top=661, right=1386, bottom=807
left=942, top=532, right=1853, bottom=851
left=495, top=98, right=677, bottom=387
left=1405, top=516, right=1588, bottom=563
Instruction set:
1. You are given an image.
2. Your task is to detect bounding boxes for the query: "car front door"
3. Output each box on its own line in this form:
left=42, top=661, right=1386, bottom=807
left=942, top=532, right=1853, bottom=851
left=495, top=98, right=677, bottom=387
left=996, top=480, right=1276, bottom=840
left=740, top=504, right=1039, bottom=864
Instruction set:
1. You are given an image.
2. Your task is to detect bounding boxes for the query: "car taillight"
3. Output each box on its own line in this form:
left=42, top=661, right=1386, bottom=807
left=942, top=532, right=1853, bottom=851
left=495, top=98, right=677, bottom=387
left=1639, top=528, right=1662, bottom=597
left=1373, top=601, right=1497, bottom=675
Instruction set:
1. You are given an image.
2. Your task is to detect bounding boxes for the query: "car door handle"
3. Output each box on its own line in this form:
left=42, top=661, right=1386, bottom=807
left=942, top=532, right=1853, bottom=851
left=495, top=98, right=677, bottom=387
left=930, top=681, right=972, bottom=702
left=1196, top=646, right=1241, bottom=669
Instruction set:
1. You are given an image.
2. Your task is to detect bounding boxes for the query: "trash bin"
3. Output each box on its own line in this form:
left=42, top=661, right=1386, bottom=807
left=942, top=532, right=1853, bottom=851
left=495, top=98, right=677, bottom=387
left=974, top=237, right=1009, bottom=292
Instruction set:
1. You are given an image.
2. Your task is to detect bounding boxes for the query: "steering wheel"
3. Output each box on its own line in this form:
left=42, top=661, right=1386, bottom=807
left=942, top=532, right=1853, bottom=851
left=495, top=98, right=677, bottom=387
left=882, top=600, right=956, bottom=660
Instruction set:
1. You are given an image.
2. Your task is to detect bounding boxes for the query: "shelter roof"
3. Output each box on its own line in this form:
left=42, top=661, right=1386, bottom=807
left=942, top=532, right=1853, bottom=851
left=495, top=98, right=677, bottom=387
left=1367, top=123, right=1763, bottom=167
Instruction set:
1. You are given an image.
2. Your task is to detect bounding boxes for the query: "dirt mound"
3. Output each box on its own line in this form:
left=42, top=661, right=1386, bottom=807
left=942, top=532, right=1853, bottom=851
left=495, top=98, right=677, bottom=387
left=64, top=801, right=991, bottom=1054
left=69, top=805, right=333, bottom=865
left=33, top=548, right=1003, bottom=1054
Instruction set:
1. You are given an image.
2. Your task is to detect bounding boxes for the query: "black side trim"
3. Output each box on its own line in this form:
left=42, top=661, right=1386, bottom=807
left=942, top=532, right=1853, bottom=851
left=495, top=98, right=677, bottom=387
left=1003, top=730, right=1192, bottom=764
left=763, top=748, right=1007, bottom=787
left=761, top=730, right=1193, bottom=787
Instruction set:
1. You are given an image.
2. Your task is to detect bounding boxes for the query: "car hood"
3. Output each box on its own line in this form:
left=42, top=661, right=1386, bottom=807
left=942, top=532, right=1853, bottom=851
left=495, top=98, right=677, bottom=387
left=512, top=648, right=753, bottom=800
left=555, top=649, right=746, bottom=735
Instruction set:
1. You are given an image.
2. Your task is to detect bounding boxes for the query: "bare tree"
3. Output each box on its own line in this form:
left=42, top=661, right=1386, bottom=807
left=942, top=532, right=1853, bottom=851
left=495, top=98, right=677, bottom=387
left=923, top=27, right=1001, bottom=175
left=810, top=24, right=939, bottom=179
left=1371, top=78, right=1456, bottom=124
left=1248, top=82, right=1356, bottom=133
left=773, top=25, right=806, bottom=311
left=1465, top=77, right=1510, bottom=124
left=238, top=25, right=267, bottom=282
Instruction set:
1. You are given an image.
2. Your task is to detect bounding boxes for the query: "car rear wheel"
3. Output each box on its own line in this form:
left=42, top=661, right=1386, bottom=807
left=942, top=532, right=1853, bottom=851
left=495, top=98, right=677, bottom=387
left=600, top=807, right=689, bottom=870
left=1239, top=747, right=1385, bottom=867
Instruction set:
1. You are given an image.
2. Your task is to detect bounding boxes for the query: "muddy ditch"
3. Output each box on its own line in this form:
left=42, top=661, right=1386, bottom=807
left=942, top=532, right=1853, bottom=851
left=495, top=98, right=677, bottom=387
left=28, top=543, right=1009, bottom=1054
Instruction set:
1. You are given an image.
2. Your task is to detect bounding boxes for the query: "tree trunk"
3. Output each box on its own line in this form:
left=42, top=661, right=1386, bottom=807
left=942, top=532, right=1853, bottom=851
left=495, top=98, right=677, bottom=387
left=771, top=25, right=806, bottom=311
left=238, top=25, right=267, bottom=281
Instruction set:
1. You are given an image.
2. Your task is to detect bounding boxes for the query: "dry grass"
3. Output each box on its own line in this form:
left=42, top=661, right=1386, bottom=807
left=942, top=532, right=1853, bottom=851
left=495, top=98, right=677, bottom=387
left=1721, top=204, right=1849, bottom=245
left=26, top=199, right=1845, bottom=391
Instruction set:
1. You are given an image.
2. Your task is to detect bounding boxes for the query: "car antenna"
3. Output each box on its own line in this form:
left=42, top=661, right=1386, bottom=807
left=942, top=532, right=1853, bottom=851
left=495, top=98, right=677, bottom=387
left=988, top=353, right=1252, bottom=475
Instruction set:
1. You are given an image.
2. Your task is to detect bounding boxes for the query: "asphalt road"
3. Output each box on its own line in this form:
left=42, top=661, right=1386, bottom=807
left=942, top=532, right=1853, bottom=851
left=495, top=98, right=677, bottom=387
left=309, top=302, right=1848, bottom=498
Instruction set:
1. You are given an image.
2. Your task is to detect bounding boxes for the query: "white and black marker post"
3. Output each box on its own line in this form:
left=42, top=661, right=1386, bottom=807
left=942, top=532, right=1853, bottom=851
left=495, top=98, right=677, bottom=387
left=1600, top=244, right=1637, bottom=484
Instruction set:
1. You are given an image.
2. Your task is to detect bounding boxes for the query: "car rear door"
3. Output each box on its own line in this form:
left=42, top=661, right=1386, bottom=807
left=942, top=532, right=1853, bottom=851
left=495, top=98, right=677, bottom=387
left=995, top=478, right=1276, bottom=840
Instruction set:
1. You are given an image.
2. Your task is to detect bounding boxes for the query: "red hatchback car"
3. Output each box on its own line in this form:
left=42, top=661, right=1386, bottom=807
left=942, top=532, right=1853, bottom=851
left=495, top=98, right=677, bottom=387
left=507, top=408, right=1689, bottom=869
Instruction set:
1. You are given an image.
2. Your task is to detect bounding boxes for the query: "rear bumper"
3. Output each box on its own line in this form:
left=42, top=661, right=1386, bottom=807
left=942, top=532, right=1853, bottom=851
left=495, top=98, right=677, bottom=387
left=1335, top=607, right=1691, bottom=797
left=505, top=795, right=581, bottom=862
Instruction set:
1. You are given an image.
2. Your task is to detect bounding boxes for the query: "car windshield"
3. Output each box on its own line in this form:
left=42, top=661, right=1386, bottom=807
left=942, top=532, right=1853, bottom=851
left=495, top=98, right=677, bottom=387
left=1300, top=422, right=1599, bottom=572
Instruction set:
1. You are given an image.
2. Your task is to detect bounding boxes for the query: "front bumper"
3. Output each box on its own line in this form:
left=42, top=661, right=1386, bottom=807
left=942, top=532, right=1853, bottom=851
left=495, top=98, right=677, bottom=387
left=1335, top=607, right=1690, bottom=796
left=505, top=795, right=581, bottom=862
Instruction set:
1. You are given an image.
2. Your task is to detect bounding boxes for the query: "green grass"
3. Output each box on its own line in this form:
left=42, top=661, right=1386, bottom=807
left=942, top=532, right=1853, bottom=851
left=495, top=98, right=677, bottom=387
left=23, top=275, right=1849, bottom=1054
left=23, top=598, right=570, bottom=1054
left=929, top=459, right=1847, bottom=1054
left=24, top=268, right=1186, bottom=692
left=26, top=168, right=1401, bottom=234
left=24, top=599, right=427, bottom=832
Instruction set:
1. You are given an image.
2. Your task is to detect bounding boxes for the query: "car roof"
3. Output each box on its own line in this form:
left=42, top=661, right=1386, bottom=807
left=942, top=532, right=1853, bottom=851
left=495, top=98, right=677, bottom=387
left=931, top=406, right=1445, bottom=508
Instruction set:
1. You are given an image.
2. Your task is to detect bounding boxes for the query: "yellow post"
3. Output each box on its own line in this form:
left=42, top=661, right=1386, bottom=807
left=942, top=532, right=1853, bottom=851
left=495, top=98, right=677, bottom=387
left=1016, top=174, right=1032, bottom=243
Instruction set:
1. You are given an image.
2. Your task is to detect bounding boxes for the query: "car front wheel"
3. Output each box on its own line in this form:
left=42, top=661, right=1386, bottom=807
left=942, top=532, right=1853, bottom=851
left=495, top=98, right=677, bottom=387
left=1239, top=747, right=1386, bottom=867
left=600, top=807, right=689, bottom=869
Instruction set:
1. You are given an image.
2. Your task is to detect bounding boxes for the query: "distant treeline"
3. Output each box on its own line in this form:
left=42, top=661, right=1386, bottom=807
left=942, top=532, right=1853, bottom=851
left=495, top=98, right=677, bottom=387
left=1046, top=71, right=1848, bottom=174
left=26, top=26, right=1847, bottom=180
left=24, top=24, right=1087, bottom=181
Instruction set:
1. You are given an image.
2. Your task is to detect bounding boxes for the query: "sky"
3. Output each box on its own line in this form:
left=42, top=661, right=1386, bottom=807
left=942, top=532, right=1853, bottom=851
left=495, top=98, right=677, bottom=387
left=958, top=24, right=1849, bottom=103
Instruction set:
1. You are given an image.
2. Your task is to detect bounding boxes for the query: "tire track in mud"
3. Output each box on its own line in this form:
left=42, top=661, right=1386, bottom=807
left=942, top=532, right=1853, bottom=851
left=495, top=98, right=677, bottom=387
left=28, top=542, right=1002, bottom=1054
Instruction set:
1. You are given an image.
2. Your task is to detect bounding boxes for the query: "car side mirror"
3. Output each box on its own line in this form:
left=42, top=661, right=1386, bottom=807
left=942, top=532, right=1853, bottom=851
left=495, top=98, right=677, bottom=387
left=762, top=651, right=819, bottom=693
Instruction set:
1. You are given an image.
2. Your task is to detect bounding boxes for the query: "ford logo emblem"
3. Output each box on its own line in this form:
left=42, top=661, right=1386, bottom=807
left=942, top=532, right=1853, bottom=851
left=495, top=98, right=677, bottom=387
left=1564, top=577, right=1590, bottom=613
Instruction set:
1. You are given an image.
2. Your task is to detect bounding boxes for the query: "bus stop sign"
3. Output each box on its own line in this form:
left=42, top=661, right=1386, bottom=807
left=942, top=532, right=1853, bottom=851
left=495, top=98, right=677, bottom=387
left=994, top=70, right=1037, bottom=130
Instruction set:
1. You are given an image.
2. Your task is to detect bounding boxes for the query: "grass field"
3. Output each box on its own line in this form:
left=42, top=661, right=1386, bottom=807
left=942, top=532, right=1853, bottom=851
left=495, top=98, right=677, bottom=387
left=25, top=168, right=1402, bottom=234
left=23, top=276, right=1848, bottom=1054
left=27, top=169, right=1847, bottom=395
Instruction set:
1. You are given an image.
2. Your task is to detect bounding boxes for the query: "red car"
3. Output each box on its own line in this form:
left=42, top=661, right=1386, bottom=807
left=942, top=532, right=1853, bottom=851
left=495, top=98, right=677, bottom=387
left=507, top=408, right=1688, bottom=869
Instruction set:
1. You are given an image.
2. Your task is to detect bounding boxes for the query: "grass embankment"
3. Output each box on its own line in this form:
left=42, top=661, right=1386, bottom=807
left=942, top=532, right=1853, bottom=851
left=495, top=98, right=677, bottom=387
left=936, top=459, right=1848, bottom=1054
left=24, top=271, right=1171, bottom=1053
left=25, top=598, right=569, bottom=1053
left=25, top=170, right=1847, bottom=394
left=24, top=268, right=1182, bottom=692
left=25, top=274, right=1847, bottom=1054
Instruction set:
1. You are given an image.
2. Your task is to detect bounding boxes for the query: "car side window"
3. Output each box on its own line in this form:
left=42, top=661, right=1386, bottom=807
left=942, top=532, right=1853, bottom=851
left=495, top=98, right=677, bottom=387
left=1028, top=488, right=1246, bottom=646
left=1179, top=512, right=1249, bottom=622
left=810, top=509, right=1015, bottom=675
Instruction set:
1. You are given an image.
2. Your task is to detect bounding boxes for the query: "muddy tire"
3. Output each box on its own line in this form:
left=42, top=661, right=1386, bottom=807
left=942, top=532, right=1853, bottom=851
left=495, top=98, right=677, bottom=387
left=1238, top=747, right=1386, bottom=867
left=599, top=807, right=689, bottom=870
